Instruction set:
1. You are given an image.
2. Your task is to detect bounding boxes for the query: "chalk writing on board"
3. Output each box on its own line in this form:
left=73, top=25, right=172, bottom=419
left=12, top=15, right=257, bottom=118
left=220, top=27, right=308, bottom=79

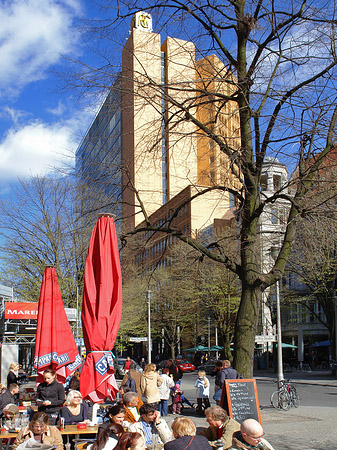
left=222, top=379, right=261, bottom=424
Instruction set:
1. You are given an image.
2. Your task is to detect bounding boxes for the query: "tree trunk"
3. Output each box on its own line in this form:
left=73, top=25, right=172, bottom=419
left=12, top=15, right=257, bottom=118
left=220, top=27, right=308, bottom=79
left=170, top=343, right=175, bottom=359
left=233, top=285, right=261, bottom=377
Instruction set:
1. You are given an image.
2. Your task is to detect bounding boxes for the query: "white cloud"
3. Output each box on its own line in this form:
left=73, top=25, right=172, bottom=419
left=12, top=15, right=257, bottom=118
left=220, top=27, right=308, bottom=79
left=46, top=101, right=67, bottom=117
left=0, top=0, right=81, bottom=97
left=0, top=111, right=92, bottom=181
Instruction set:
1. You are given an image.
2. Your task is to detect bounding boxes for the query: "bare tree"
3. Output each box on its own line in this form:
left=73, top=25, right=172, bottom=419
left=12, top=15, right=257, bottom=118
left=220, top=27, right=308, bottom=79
left=0, top=176, right=87, bottom=306
left=67, top=1, right=337, bottom=376
left=286, top=155, right=337, bottom=360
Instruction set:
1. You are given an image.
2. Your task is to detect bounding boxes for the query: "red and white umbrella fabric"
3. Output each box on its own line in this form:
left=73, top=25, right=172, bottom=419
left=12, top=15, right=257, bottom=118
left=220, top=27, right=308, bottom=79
left=34, top=267, right=81, bottom=384
left=80, top=214, right=122, bottom=402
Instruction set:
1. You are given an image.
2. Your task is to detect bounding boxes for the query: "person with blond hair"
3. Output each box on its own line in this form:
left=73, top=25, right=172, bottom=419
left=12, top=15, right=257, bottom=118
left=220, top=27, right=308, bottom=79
left=140, top=363, right=162, bottom=405
left=60, top=389, right=89, bottom=424
left=165, top=417, right=212, bottom=450
left=199, top=405, right=240, bottom=449
left=194, top=370, right=210, bottom=416
left=7, top=363, right=19, bottom=387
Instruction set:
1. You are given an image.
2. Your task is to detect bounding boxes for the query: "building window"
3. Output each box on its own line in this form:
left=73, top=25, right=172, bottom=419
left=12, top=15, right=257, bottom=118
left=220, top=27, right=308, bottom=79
left=229, top=192, right=235, bottom=208
left=273, top=174, right=281, bottom=191
left=260, top=174, right=267, bottom=191
left=271, top=207, right=278, bottom=224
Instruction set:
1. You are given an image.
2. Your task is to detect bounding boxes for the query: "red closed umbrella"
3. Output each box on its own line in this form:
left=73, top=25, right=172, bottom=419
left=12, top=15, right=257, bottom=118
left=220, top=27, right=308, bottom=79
left=34, top=267, right=81, bottom=384
left=80, top=214, right=122, bottom=402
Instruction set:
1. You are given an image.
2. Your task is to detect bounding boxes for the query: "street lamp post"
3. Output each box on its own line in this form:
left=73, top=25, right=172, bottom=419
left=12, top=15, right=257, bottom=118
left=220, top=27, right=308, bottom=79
left=275, top=279, right=284, bottom=385
left=146, top=290, right=152, bottom=364
left=271, top=246, right=284, bottom=386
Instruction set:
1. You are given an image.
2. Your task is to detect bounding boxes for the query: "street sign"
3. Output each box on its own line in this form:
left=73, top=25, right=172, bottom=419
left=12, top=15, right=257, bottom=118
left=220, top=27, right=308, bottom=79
left=129, top=337, right=148, bottom=343
left=65, top=308, right=77, bottom=321
left=255, top=335, right=277, bottom=343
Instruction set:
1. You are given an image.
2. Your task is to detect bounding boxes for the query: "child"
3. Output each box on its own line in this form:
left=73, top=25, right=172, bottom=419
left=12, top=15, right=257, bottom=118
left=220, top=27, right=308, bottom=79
left=171, top=381, right=183, bottom=415
left=194, top=370, right=210, bottom=416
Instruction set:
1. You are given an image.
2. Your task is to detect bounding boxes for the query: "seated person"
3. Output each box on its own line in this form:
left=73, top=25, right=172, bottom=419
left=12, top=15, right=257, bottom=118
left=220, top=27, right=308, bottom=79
left=0, top=384, right=19, bottom=416
left=122, top=392, right=143, bottom=425
left=98, top=404, right=126, bottom=438
left=198, top=405, right=240, bottom=449
left=60, top=390, right=89, bottom=424
left=12, top=412, right=63, bottom=450
left=164, top=417, right=212, bottom=450
left=128, top=403, right=171, bottom=446
left=114, top=432, right=145, bottom=450
left=229, top=419, right=275, bottom=450
left=68, top=371, right=81, bottom=391
left=2, top=404, right=19, bottom=429
left=88, top=424, right=124, bottom=450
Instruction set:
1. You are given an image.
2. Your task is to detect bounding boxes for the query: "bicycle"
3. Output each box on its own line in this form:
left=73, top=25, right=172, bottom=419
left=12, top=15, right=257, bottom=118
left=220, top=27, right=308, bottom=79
left=270, top=379, right=300, bottom=410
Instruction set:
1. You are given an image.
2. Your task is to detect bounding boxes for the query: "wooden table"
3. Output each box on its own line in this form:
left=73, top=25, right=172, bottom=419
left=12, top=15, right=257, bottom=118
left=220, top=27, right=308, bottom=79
left=0, top=425, right=99, bottom=450
left=60, top=425, right=99, bottom=436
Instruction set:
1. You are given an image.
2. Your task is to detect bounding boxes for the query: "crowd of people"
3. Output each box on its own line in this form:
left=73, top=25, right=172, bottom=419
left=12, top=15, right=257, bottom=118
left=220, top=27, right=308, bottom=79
left=0, top=359, right=275, bottom=450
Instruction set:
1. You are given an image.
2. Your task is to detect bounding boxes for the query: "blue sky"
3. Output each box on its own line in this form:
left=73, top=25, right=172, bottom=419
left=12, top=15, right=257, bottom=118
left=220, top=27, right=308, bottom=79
left=0, top=0, right=118, bottom=197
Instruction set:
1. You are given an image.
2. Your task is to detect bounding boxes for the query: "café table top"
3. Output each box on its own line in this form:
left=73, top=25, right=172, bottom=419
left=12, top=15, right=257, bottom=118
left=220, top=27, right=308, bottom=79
left=0, top=425, right=99, bottom=439
left=61, top=425, right=99, bottom=435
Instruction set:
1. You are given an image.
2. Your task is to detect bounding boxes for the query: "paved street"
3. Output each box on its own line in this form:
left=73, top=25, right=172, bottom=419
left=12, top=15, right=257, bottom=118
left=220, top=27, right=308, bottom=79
left=162, top=370, right=337, bottom=450
left=24, top=368, right=337, bottom=450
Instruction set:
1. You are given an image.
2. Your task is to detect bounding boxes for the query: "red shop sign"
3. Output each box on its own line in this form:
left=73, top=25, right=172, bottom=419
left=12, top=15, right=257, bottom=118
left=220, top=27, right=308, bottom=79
left=5, top=302, right=38, bottom=319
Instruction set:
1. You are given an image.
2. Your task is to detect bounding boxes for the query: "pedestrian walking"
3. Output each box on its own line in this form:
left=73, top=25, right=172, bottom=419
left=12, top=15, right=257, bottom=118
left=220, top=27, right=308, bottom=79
left=194, top=370, right=210, bottom=416
left=171, top=381, right=183, bottom=415
left=141, top=363, right=162, bottom=405
left=158, top=368, right=174, bottom=416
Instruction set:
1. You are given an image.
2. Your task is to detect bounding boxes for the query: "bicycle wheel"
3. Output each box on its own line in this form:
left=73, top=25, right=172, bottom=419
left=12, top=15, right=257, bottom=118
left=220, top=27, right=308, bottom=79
left=290, top=387, right=300, bottom=407
left=270, top=390, right=279, bottom=409
left=279, top=390, right=291, bottom=410
left=271, top=390, right=291, bottom=410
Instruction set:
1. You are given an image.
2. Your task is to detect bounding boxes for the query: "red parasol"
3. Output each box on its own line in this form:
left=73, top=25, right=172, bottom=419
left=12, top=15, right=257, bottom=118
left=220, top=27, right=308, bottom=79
left=80, top=214, right=122, bottom=402
left=34, top=267, right=81, bottom=384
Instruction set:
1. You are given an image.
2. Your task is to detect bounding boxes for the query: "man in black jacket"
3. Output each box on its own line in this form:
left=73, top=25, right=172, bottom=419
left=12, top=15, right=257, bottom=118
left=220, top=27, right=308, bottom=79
left=0, top=383, right=19, bottom=416
left=166, top=360, right=182, bottom=382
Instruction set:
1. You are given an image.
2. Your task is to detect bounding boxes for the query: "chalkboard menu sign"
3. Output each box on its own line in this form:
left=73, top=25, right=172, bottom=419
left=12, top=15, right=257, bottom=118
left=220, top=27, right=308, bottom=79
left=220, top=379, right=261, bottom=424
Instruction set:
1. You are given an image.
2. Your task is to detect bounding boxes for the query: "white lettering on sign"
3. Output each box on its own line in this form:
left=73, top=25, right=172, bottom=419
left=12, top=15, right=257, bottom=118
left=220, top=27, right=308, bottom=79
left=5, top=302, right=38, bottom=319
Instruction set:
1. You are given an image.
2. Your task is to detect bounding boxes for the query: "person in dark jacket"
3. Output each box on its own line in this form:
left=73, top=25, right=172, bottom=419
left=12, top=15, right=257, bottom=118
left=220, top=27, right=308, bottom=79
left=210, top=361, right=223, bottom=396
left=36, top=369, right=65, bottom=425
left=166, top=360, right=182, bottom=382
left=7, top=363, right=19, bottom=387
left=120, top=366, right=142, bottom=398
left=0, top=383, right=19, bottom=416
left=164, top=417, right=212, bottom=450
left=220, top=361, right=241, bottom=384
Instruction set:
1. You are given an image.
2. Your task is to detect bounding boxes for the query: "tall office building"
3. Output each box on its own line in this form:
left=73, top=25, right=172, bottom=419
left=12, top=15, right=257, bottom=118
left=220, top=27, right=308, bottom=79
left=76, top=12, right=241, bottom=238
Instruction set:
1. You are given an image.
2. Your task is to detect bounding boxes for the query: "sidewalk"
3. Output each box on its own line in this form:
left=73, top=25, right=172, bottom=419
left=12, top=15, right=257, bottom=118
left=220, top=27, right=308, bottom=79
left=254, top=367, right=337, bottom=386
left=166, top=369, right=337, bottom=450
